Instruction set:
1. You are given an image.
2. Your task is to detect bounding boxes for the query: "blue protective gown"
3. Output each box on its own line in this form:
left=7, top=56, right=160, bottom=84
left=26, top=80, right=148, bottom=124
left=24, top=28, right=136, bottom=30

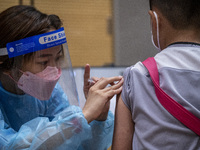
left=0, top=83, right=114, bottom=150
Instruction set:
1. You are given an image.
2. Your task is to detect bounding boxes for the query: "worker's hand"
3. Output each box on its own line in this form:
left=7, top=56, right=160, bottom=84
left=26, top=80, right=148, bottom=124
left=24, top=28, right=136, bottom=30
left=82, top=76, right=123, bottom=123
left=95, top=80, right=120, bottom=121
left=83, top=64, right=110, bottom=121
left=95, top=100, right=110, bottom=121
left=83, top=64, right=98, bottom=99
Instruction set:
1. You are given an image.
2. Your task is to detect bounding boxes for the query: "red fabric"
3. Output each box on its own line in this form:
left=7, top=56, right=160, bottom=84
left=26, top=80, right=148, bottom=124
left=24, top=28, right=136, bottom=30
left=142, top=57, right=200, bottom=136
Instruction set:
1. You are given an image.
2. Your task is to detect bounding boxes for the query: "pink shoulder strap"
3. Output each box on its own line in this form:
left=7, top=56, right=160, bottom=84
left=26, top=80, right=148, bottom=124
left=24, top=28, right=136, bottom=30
left=142, top=57, right=200, bottom=136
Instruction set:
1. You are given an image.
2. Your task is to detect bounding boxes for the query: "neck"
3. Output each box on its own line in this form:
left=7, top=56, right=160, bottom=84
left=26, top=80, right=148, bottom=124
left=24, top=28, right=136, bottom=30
left=161, top=26, right=200, bottom=49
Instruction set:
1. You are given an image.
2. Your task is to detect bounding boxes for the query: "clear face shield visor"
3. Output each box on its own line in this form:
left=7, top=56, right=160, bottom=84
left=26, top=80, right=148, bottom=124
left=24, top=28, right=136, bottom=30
left=0, top=27, right=79, bottom=106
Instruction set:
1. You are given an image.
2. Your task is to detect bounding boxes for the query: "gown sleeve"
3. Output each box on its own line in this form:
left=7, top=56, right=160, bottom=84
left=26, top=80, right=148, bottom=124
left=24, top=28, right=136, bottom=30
left=79, top=111, right=114, bottom=150
left=0, top=105, right=91, bottom=150
left=0, top=83, right=114, bottom=150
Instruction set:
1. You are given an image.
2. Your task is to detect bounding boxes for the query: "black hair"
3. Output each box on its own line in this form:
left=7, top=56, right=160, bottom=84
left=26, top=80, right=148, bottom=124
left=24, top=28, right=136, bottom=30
left=149, top=0, right=200, bottom=29
left=0, top=5, right=63, bottom=71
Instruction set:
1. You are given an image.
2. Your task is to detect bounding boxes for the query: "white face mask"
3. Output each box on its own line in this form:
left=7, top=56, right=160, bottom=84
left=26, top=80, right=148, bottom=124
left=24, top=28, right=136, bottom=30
left=151, top=11, right=161, bottom=51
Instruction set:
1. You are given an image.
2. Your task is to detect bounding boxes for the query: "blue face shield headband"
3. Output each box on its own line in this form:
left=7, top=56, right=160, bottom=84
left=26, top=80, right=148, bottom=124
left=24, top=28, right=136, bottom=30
left=0, top=27, right=66, bottom=58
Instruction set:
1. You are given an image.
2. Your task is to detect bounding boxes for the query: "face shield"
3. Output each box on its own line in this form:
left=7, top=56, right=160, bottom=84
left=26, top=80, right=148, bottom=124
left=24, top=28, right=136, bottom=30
left=0, top=27, right=79, bottom=106
left=0, top=27, right=97, bottom=149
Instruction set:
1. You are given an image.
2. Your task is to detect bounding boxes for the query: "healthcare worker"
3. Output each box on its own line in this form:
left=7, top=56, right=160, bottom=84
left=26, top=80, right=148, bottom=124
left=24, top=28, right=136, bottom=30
left=0, top=5, right=123, bottom=150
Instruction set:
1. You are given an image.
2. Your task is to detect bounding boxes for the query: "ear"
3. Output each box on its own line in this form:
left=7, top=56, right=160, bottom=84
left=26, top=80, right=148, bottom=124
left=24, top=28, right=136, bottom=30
left=148, top=10, right=157, bottom=30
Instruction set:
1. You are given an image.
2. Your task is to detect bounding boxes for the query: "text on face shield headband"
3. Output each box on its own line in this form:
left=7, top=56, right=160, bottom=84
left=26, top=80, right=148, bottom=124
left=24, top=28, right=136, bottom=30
left=3, top=27, right=66, bottom=58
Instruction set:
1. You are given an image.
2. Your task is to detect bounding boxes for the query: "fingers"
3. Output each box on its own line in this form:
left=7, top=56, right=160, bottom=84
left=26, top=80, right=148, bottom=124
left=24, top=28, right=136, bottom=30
left=104, top=77, right=124, bottom=91
left=84, top=64, right=90, bottom=86
left=106, top=86, right=123, bottom=97
left=84, top=64, right=99, bottom=86
left=88, top=77, right=99, bottom=86
left=91, top=77, right=99, bottom=82
left=94, top=76, right=123, bottom=89
left=101, top=77, right=124, bottom=100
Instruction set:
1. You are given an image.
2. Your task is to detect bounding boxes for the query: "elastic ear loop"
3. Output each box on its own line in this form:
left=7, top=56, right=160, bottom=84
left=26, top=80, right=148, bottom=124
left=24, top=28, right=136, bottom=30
left=153, top=11, right=161, bottom=50
left=3, top=70, right=29, bottom=86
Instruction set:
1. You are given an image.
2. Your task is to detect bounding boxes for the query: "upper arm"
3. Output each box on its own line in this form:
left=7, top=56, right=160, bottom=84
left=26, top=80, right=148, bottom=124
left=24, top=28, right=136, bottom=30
left=112, top=94, right=134, bottom=150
